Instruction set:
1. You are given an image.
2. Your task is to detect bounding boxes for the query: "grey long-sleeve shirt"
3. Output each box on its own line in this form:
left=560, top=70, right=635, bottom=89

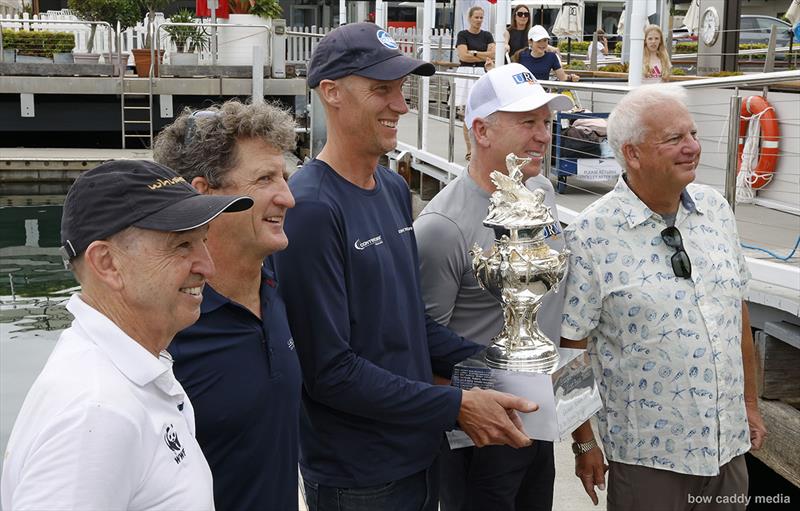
left=414, top=171, right=566, bottom=344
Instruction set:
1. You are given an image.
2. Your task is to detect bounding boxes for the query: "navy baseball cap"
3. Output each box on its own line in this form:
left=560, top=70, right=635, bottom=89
left=307, top=22, right=435, bottom=88
left=60, top=160, right=253, bottom=259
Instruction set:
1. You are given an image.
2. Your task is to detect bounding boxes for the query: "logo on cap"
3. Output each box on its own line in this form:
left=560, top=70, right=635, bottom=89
left=512, top=71, right=536, bottom=85
left=377, top=30, right=398, bottom=50
left=147, top=175, right=187, bottom=190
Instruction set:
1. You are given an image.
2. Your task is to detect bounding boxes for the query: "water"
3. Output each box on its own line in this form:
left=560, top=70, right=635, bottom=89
left=0, top=195, right=75, bottom=472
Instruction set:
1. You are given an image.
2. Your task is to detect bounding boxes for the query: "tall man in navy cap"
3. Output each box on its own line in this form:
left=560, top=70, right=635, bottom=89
left=274, top=23, right=539, bottom=511
left=1, top=160, right=252, bottom=510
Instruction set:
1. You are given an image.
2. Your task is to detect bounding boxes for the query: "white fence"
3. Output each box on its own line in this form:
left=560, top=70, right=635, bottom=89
left=2, top=13, right=459, bottom=67
left=285, top=26, right=457, bottom=64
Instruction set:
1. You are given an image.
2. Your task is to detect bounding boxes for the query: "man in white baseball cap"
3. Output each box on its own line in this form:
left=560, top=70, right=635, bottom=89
left=416, top=63, right=603, bottom=510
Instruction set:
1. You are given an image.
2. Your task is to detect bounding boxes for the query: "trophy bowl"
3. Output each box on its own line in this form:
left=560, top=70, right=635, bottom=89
left=470, top=154, right=569, bottom=374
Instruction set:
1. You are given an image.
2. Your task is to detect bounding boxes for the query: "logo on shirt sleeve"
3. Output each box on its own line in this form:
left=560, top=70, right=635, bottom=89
left=164, top=424, right=186, bottom=464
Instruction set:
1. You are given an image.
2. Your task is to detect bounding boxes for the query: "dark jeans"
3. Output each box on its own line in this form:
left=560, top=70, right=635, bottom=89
left=439, top=440, right=555, bottom=511
left=304, top=465, right=438, bottom=511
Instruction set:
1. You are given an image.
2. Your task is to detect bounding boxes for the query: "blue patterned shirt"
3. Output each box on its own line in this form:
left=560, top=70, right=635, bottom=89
left=561, top=176, right=751, bottom=476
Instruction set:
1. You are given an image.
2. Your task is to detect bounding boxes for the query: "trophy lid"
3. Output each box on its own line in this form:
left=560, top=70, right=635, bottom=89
left=483, top=153, right=555, bottom=231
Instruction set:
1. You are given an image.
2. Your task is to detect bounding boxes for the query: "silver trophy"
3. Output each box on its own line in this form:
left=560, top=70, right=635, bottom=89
left=470, top=154, right=569, bottom=374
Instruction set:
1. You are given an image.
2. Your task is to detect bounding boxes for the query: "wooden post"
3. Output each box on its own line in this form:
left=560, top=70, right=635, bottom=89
left=755, top=327, right=800, bottom=400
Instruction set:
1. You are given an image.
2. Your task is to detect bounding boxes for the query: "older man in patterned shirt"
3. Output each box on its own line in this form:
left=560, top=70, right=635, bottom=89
left=560, top=85, right=767, bottom=511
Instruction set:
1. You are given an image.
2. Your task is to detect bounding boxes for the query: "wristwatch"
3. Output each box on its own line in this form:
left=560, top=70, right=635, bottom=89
left=572, top=438, right=598, bottom=457
left=471, top=50, right=478, bottom=57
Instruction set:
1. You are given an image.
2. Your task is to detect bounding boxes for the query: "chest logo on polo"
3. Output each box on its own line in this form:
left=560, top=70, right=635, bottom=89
left=354, top=235, right=383, bottom=250
left=164, top=424, right=186, bottom=464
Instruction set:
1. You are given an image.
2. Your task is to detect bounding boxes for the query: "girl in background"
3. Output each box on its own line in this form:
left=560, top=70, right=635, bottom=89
left=642, top=24, right=671, bottom=83
left=518, top=25, right=579, bottom=83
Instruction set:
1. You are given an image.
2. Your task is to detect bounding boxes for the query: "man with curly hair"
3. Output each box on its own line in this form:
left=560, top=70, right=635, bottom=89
left=153, top=99, right=301, bottom=511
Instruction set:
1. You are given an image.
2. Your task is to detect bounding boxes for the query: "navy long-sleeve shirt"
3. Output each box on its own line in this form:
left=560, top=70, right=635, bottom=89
left=169, top=261, right=301, bottom=511
left=275, top=160, right=482, bottom=488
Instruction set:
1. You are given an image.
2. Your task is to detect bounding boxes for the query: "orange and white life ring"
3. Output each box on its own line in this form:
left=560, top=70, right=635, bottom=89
left=737, top=95, right=779, bottom=190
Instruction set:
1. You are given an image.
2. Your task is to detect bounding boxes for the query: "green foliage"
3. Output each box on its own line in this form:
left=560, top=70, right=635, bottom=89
left=136, top=0, right=173, bottom=12
left=705, top=70, right=743, bottom=77
left=1, top=29, right=75, bottom=57
left=563, top=60, right=586, bottom=70
left=557, top=40, right=590, bottom=54
left=250, top=0, right=283, bottom=19
left=674, top=42, right=697, bottom=54
left=599, top=63, right=629, bottom=73
left=671, top=67, right=687, bottom=76
left=229, top=0, right=282, bottom=18
left=68, top=0, right=141, bottom=31
left=739, top=43, right=768, bottom=60
left=165, top=9, right=210, bottom=53
left=68, top=0, right=141, bottom=53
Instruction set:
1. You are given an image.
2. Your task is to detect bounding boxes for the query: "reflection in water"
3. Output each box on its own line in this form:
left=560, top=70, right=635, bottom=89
left=1, top=294, right=74, bottom=337
left=1, top=197, right=77, bottom=336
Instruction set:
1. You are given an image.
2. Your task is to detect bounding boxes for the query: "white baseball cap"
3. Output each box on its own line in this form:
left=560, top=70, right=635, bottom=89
left=528, top=25, right=550, bottom=42
left=465, top=63, right=574, bottom=129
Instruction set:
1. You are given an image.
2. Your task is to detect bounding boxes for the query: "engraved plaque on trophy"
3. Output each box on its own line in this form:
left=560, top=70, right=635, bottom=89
left=448, top=154, right=601, bottom=445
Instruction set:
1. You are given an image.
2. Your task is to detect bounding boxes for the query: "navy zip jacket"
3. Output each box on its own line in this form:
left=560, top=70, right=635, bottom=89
left=275, top=160, right=482, bottom=488
left=169, top=261, right=301, bottom=510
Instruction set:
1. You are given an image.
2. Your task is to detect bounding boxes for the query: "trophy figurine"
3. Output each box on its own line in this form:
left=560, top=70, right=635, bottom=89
left=470, top=154, right=569, bottom=374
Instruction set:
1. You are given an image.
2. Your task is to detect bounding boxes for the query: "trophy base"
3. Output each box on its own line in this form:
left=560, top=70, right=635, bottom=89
left=447, top=348, right=601, bottom=446
left=485, top=341, right=559, bottom=374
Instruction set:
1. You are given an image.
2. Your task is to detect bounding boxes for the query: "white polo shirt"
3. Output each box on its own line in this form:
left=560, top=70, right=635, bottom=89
left=1, top=295, right=214, bottom=510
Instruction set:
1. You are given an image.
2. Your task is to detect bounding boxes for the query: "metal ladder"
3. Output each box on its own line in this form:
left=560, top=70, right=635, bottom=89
left=119, top=49, right=154, bottom=149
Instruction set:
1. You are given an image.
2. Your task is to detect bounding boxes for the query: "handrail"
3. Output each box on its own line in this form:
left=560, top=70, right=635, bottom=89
left=0, top=19, right=114, bottom=64
left=397, top=67, right=800, bottom=211
left=677, top=69, right=800, bottom=88
left=153, top=21, right=273, bottom=75
left=285, top=30, right=325, bottom=38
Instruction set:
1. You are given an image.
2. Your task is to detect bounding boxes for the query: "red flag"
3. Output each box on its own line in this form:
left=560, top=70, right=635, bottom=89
left=196, top=0, right=230, bottom=19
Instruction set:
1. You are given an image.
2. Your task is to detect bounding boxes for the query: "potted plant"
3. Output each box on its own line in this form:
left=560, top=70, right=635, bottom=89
left=53, top=34, right=77, bottom=64
left=218, top=0, right=282, bottom=66
left=2, top=30, right=75, bottom=64
left=68, top=0, right=139, bottom=66
left=132, top=0, right=173, bottom=76
left=164, top=9, right=210, bottom=66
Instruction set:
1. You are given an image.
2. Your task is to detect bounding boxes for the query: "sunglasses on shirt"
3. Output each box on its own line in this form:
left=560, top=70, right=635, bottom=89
left=660, top=226, right=692, bottom=279
left=184, top=110, right=218, bottom=146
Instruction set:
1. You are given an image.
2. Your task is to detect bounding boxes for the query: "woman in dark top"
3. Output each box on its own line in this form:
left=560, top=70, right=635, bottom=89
left=504, top=5, right=531, bottom=60
left=455, top=5, right=495, bottom=160
left=518, top=25, right=579, bottom=83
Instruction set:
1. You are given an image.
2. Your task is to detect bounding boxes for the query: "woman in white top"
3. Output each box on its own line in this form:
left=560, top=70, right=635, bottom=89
left=642, top=24, right=671, bottom=83
left=587, top=28, right=609, bottom=63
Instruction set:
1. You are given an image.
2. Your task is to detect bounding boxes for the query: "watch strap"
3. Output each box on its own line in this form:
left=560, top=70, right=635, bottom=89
left=572, top=438, right=598, bottom=457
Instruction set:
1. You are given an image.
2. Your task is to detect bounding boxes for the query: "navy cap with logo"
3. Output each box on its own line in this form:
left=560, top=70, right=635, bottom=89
left=60, top=160, right=253, bottom=259
left=306, top=22, right=435, bottom=88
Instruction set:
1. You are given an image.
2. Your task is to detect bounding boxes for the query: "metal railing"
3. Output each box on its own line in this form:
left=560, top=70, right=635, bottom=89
left=394, top=69, right=800, bottom=211
left=153, top=20, right=273, bottom=74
